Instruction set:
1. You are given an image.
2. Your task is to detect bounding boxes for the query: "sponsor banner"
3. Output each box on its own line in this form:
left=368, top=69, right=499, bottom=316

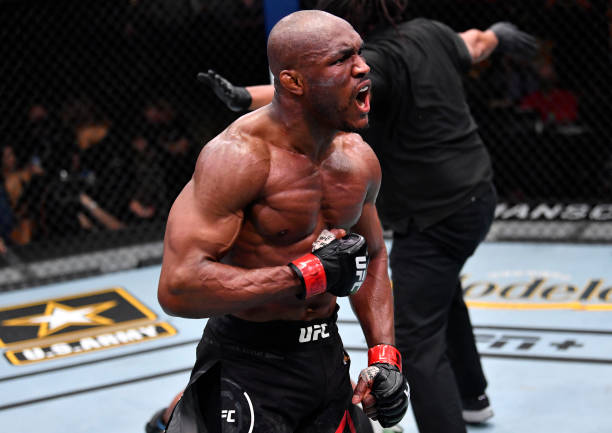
left=495, top=202, right=612, bottom=221
left=0, top=287, right=177, bottom=365
left=5, top=322, right=176, bottom=365
left=462, top=272, right=612, bottom=310
left=0, top=287, right=156, bottom=347
left=338, top=321, right=612, bottom=363
left=474, top=326, right=612, bottom=363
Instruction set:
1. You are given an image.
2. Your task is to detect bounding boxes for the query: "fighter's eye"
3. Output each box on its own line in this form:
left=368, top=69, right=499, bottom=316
left=333, top=51, right=352, bottom=65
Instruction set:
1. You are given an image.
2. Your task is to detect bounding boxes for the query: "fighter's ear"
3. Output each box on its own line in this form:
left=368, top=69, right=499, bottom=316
left=279, top=70, right=304, bottom=96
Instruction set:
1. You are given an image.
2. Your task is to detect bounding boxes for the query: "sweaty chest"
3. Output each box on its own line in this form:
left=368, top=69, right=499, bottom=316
left=249, top=153, right=367, bottom=244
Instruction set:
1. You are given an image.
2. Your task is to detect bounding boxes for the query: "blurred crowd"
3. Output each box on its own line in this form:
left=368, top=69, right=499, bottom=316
left=0, top=97, right=198, bottom=251
left=0, top=0, right=271, bottom=255
left=1, top=0, right=611, bottom=254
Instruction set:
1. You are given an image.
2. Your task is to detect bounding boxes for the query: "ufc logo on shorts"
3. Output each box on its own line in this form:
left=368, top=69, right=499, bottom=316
left=351, top=256, right=367, bottom=292
left=299, top=323, right=330, bottom=343
left=221, top=409, right=236, bottom=423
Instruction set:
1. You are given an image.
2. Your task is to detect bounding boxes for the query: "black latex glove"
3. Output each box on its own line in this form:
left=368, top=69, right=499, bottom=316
left=196, top=69, right=252, bottom=112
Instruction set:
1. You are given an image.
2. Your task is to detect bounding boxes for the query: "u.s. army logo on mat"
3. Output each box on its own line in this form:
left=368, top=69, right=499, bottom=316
left=0, top=287, right=176, bottom=365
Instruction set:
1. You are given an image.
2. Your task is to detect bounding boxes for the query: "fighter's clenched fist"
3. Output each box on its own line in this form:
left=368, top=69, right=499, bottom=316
left=289, top=230, right=369, bottom=299
left=353, top=344, right=410, bottom=428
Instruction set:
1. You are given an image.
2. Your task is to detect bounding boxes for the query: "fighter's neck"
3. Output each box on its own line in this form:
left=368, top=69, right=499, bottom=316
left=267, top=103, right=337, bottom=161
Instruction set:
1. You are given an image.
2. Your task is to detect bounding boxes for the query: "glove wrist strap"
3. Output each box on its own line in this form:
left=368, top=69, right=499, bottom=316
left=235, top=86, right=253, bottom=110
left=289, top=254, right=327, bottom=299
left=368, top=344, right=402, bottom=372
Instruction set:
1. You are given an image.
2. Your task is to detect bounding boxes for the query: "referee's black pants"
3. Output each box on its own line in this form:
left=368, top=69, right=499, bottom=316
left=390, top=183, right=496, bottom=433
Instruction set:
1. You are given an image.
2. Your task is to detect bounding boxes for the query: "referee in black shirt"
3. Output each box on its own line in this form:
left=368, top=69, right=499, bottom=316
left=335, top=4, right=535, bottom=432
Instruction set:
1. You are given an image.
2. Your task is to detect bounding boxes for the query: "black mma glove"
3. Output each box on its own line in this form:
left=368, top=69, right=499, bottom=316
left=488, top=22, right=538, bottom=58
left=289, top=231, right=369, bottom=299
left=360, top=344, right=409, bottom=428
left=196, top=69, right=252, bottom=112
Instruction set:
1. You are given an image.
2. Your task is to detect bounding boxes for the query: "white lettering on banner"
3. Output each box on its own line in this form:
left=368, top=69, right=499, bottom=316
left=530, top=204, right=564, bottom=220
left=495, top=202, right=612, bottom=221
left=590, top=204, right=612, bottom=220
left=80, top=337, right=102, bottom=350
left=461, top=273, right=612, bottom=308
left=5, top=322, right=176, bottom=365
left=139, top=325, right=158, bottom=337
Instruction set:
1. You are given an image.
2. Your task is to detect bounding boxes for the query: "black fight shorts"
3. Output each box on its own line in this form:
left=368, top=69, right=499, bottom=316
left=166, top=308, right=373, bottom=433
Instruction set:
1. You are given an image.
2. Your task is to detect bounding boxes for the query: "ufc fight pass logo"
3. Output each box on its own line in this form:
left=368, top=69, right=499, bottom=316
left=351, top=256, right=367, bottom=293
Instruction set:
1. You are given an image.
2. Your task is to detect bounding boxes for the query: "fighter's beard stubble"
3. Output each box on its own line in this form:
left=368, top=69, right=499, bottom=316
left=334, top=96, right=370, bottom=133
left=340, top=119, right=370, bottom=133
left=311, top=89, right=369, bottom=133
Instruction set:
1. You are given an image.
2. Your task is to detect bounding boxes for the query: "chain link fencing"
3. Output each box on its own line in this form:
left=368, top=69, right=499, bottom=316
left=1, top=0, right=611, bottom=290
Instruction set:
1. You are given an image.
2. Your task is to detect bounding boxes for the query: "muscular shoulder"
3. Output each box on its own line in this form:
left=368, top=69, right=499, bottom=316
left=334, top=132, right=380, bottom=169
left=329, top=132, right=381, bottom=199
left=198, top=124, right=270, bottom=167
left=193, top=120, right=271, bottom=210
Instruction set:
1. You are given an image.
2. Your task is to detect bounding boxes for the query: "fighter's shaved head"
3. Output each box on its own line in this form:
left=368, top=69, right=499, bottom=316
left=267, top=10, right=355, bottom=78
left=264, top=9, right=369, bottom=133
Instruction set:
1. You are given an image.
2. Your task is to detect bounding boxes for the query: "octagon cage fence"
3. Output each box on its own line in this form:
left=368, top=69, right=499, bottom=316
left=1, top=0, right=611, bottom=291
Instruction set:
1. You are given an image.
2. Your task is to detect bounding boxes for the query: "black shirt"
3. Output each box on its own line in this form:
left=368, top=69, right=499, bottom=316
left=362, top=18, right=493, bottom=232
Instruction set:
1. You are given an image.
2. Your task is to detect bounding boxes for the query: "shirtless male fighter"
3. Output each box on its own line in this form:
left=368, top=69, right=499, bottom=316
left=157, top=10, right=408, bottom=433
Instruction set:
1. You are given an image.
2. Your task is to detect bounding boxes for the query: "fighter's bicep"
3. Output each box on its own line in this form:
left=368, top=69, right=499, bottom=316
left=351, top=201, right=385, bottom=256
left=166, top=140, right=269, bottom=262
left=164, top=181, right=244, bottom=264
left=337, top=132, right=382, bottom=203
left=352, top=135, right=382, bottom=205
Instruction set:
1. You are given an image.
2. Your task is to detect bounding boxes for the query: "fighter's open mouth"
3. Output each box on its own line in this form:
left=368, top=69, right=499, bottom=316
left=356, top=85, right=370, bottom=112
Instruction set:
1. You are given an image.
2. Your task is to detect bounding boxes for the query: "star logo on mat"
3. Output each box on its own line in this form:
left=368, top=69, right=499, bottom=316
left=2, top=301, right=117, bottom=338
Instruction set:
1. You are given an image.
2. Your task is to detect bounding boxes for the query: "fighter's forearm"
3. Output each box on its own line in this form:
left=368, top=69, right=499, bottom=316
left=158, top=260, right=302, bottom=318
left=350, top=252, right=395, bottom=347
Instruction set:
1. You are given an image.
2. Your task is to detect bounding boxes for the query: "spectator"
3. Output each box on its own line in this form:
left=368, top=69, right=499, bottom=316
left=139, top=98, right=198, bottom=203
left=1, top=144, right=43, bottom=245
left=158, top=127, right=198, bottom=204
left=520, top=59, right=579, bottom=129
left=24, top=102, right=71, bottom=171
left=77, top=192, right=125, bottom=231
left=34, top=98, right=129, bottom=238
left=0, top=178, right=15, bottom=254
left=141, top=98, right=186, bottom=148
left=124, top=129, right=168, bottom=224
left=68, top=100, right=130, bottom=218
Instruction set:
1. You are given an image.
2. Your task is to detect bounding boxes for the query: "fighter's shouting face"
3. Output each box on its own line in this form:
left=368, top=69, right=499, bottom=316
left=300, top=21, right=371, bottom=132
left=268, top=11, right=372, bottom=132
